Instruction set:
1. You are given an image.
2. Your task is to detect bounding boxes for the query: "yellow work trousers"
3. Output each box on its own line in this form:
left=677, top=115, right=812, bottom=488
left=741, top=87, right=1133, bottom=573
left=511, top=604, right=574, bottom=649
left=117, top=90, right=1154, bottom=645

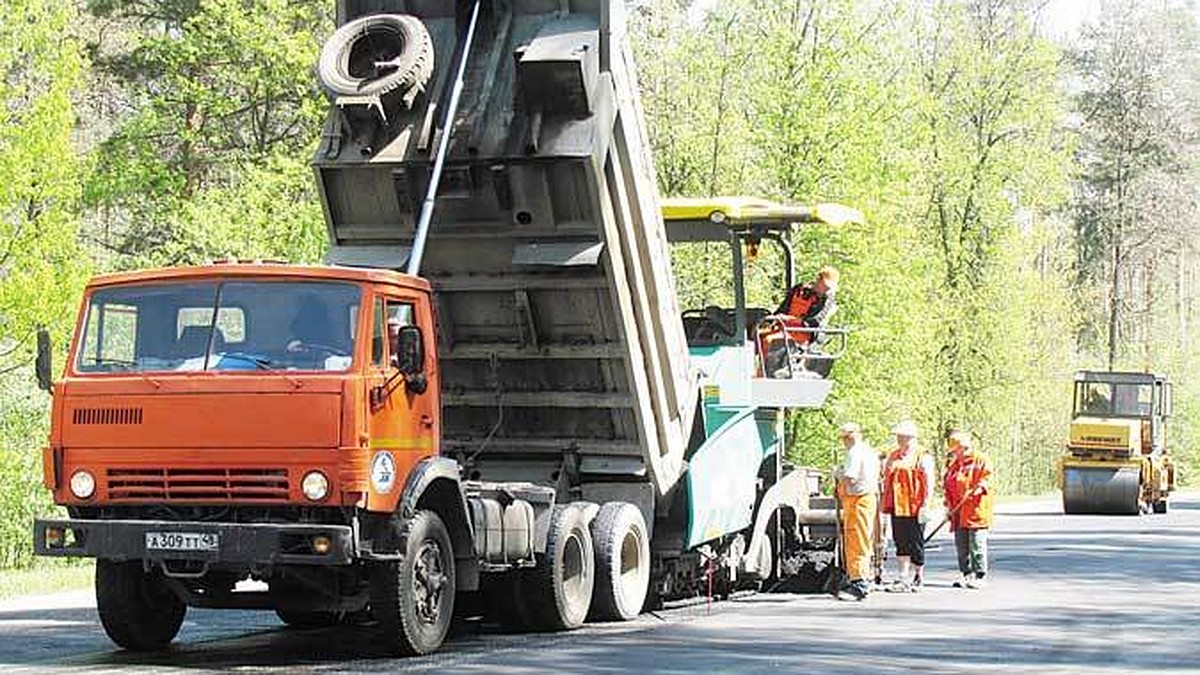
left=839, top=491, right=877, bottom=582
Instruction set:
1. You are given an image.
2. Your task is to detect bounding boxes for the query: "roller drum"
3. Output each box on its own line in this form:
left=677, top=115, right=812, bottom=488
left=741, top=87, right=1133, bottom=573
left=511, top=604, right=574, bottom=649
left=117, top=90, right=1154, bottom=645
left=1062, top=465, right=1141, bottom=515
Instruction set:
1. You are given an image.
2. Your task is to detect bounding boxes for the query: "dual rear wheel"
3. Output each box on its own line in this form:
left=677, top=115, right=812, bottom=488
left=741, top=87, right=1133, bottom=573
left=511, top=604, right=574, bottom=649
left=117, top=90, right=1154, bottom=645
left=489, top=502, right=651, bottom=631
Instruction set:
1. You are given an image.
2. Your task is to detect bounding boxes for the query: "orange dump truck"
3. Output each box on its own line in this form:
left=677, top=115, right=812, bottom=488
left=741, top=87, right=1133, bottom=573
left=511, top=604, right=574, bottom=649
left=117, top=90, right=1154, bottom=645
left=32, top=0, right=845, bottom=656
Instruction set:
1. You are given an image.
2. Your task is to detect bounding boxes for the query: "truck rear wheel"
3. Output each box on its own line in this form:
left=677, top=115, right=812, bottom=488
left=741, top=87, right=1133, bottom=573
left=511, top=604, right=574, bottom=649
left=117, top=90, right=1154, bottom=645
left=527, top=504, right=594, bottom=630
left=588, top=502, right=649, bottom=621
left=95, top=559, right=186, bottom=651
left=369, top=510, right=455, bottom=655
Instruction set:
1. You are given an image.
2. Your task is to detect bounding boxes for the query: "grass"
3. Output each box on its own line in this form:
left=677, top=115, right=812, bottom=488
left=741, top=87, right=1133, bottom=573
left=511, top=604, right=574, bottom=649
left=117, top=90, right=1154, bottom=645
left=0, top=560, right=93, bottom=601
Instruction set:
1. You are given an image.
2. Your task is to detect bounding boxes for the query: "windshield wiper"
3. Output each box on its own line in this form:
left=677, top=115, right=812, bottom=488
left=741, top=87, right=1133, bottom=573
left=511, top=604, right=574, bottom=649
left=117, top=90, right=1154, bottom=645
left=217, top=353, right=303, bottom=389
left=85, top=357, right=161, bottom=388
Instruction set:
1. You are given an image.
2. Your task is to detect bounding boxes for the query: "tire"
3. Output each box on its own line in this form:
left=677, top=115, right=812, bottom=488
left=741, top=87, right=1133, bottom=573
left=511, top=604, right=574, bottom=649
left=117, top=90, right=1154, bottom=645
left=588, top=502, right=650, bottom=621
left=526, top=504, right=595, bottom=630
left=95, top=559, right=186, bottom=651
left=1153, top=500, right=1168, bottom=514
left=274, top=608, right=343, bottom=629
left=317, top=14, right=434, bottom=99
left=369, top=510, right=456, bottom=655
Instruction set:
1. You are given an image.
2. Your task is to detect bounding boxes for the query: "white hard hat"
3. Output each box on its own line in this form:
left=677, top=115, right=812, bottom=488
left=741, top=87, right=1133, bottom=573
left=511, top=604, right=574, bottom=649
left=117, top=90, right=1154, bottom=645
left=891, top=419, right=919, bottom=438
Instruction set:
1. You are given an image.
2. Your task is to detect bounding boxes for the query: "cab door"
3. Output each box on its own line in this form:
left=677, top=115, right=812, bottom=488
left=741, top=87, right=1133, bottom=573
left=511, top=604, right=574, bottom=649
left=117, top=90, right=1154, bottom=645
left=364, top=293, right=437, bottom=511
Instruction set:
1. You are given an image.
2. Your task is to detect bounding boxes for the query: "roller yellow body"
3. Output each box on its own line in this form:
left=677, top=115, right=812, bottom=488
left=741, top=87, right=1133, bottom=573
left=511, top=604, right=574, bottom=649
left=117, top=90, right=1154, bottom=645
left=1060, top=371, right=1175, bottom=515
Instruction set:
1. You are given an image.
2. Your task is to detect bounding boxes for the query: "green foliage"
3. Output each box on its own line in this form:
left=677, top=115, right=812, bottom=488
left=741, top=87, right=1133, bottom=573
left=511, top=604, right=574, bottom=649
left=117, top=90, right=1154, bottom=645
left=0, top=375, right=54, bottom=568
left=0, top=0, right=89, bottom=348
left=635, top=0, right=1079, bottom=494
left=85, top=0, right=331, bottom=265
left=0, top=0, right=88, bottom=568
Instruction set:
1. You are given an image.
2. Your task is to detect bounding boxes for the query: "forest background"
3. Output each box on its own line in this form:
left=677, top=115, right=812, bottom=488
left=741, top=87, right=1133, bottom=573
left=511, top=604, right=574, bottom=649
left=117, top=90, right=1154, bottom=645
left=0, top=0, right=1197, bottom=568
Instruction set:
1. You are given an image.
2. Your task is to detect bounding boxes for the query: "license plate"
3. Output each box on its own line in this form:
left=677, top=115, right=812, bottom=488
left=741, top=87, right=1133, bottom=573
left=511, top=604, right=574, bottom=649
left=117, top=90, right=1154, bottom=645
left=145, top=531, right=219, bottom=552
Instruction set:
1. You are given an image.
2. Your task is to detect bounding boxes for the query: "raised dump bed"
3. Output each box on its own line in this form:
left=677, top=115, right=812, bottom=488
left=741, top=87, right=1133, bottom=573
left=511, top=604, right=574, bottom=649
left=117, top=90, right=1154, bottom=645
left=317, top=0, right=695, bottom=508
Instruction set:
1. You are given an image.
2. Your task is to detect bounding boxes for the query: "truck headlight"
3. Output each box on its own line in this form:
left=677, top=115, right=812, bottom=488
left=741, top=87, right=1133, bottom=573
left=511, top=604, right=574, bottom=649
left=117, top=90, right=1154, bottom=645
left=301, top=471, right=329, bottom=501
left=70, top=470, right=95, bottom=499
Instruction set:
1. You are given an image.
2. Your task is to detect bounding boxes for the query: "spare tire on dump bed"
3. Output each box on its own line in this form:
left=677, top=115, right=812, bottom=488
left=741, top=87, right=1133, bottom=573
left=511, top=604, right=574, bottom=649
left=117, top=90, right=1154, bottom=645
left=317, top=14, right=434, bottom=104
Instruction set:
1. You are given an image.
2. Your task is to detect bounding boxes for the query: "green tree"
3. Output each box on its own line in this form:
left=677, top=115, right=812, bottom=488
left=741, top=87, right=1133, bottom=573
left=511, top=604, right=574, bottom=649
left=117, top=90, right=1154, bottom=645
left=84, top=0, right=331, bottom=265
left=634, top=0, right=1078, bottom=494
left=0, top=0, right=88, bottom=567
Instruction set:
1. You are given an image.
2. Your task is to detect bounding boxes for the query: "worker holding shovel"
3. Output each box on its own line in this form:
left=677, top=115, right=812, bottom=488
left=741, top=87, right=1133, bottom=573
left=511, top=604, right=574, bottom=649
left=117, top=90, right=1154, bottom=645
left=942, top=430, right=994, bottom=589
left=832, top=422, right=880, bottom=601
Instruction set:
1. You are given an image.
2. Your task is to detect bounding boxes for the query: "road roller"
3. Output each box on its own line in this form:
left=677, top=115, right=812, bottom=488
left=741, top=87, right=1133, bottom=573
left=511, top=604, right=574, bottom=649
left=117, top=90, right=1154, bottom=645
left=1061, top=371, right=1176, bottom=515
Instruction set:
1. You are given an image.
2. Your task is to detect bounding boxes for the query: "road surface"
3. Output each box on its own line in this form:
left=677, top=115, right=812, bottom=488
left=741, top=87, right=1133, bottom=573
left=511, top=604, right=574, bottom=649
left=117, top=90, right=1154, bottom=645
left=3, top=494, right=1199, bottom=674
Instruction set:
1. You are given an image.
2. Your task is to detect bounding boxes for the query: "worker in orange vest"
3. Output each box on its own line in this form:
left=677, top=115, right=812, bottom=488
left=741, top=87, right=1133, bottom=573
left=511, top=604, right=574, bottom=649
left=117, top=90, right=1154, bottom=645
left=881, top=419, right=935, bottom=592
left=833, top=422, right=880, bottom=601
left=762, top=265, right=839, bottom=378
left=943, top=429, right=994, bottom=589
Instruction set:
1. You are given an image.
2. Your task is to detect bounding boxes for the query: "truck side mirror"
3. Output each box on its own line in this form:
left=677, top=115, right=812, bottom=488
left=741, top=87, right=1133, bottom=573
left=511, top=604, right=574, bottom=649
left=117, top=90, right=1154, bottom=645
left=397, top=325, right=427, bottom=394
left=35, top=328, right=53, bottom=393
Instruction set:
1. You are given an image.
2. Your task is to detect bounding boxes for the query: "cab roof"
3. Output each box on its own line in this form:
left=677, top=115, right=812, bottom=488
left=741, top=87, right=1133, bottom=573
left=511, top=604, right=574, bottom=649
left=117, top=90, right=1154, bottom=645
left=1075, top=370, right=1166, bottom=384
left=84, top=262, right=430, bottom=293
left=661, top=197, right=864, bottom=243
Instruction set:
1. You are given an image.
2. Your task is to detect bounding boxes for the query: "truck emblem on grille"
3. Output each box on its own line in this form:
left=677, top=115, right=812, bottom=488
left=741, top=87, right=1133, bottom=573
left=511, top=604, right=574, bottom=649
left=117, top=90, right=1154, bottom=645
left=371, top=452, right=397, bottom=494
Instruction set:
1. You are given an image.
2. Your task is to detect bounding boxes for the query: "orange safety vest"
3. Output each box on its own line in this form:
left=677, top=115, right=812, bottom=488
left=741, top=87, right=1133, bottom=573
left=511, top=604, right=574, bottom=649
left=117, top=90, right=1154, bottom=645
left=782, top=284, right=821, bottom=320
left=761, top=285, right=824, bottom=351
left=943, top=449, right=994, bottom=530
left=882, top=446, right=929, bottom=517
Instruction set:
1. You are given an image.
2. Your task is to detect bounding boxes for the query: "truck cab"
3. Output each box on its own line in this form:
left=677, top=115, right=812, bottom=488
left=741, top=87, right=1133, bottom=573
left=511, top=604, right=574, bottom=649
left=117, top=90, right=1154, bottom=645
left=39, top=263, right=441, bottom=516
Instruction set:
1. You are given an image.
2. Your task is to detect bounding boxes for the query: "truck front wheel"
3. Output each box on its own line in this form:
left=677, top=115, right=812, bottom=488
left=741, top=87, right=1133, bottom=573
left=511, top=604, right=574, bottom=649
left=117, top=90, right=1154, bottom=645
left=95, top=559, right=186, bottom=651
left=370, top=509, right=455, bottom=655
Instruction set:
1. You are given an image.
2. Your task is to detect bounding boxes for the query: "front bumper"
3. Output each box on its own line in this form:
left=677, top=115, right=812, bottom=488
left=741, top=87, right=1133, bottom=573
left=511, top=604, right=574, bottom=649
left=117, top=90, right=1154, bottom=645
left=34, top=518, right=356, bottom=566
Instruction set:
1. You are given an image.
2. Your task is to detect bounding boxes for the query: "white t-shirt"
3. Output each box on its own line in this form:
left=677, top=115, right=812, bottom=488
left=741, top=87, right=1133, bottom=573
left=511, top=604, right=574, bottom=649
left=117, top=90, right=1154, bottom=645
left=841, top=439, right=881, bottom=495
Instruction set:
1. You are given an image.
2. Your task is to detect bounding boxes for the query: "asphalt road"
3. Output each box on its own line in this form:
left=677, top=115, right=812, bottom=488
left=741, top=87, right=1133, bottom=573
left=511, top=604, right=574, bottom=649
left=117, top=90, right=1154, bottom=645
left=3, top=494, right=1199, bottom=674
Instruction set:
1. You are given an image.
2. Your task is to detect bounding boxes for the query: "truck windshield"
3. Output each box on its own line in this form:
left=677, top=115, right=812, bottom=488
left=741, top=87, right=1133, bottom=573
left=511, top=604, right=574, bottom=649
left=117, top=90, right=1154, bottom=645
left=75, top=280, right=361, bottom=373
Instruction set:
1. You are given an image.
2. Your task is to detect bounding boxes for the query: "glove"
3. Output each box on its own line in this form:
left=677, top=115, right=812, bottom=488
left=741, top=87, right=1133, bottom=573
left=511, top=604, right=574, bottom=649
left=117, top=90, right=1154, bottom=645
left=917, top=508, right=930, bottom=524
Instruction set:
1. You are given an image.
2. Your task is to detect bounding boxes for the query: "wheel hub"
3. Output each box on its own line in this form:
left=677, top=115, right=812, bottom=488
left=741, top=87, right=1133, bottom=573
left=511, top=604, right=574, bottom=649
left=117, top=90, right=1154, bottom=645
left=412, top=540, right=446, bottom=624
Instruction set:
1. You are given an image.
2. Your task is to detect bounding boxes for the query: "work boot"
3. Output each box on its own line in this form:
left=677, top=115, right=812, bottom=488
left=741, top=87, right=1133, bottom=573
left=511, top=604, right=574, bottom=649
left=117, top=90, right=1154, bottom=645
left=837, top=579, right=867, bottom=601
left=910, top=574, right=923, bottom=593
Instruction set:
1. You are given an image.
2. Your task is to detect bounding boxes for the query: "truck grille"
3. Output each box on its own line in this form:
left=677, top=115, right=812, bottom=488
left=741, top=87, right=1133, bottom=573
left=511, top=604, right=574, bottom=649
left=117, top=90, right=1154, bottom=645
left=105, top=468, right=290, bottom=502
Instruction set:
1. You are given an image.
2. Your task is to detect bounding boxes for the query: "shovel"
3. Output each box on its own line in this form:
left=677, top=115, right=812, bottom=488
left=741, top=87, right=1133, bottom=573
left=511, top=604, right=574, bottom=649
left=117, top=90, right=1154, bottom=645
left=923, top=485, right=983, bottom=545
left=823, top=490, right=847, bottom=596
